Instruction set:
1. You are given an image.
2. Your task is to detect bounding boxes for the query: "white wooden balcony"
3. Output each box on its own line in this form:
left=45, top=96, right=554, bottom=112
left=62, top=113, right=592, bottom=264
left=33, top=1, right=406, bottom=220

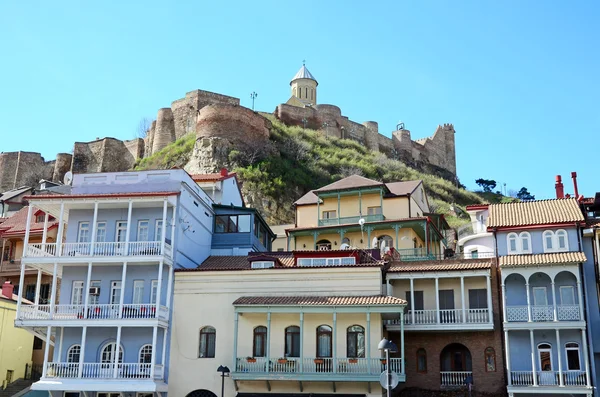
left=505, top=304, right=581, bottom=322
left=441, top=371, right=472, bottom=387
left=385, top=308, right=492, bottom=331
left=25, top=241, right=172, bottom=260
left=45, top=362, right=164, bottom=380
left=17, top=303, right=169, bottom=324
left=509, top=370, right=588, bottom=387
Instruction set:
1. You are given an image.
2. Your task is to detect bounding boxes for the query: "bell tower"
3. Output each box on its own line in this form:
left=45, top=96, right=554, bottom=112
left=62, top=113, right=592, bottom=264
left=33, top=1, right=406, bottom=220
left=290, top=62, right=318, bottom=106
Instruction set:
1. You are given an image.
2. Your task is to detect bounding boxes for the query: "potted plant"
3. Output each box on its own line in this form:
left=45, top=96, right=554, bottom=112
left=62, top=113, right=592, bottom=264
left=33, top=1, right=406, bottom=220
left=246, top=356, right=257, bottom=363
left=314, top=358, right=324, bottom=364
left=277, top=358, right=288, bottom=364
left=348, top=358, right=358, bottom=364
left=380, top=358, right=387, bottom=365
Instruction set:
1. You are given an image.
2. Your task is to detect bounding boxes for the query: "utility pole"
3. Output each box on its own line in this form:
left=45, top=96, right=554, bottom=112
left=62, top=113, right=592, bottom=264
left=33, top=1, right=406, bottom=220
left=250, top=91, right=258, bottom=111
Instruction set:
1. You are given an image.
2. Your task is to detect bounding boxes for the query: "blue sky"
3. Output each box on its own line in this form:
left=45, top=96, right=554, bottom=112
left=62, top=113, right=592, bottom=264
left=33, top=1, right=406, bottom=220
left=1, top=1, right=598, bottom=199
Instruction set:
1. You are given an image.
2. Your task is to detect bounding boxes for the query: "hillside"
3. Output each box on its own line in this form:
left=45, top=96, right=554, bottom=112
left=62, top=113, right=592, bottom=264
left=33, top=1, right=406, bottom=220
left=135, top=116, right=502, bottom=228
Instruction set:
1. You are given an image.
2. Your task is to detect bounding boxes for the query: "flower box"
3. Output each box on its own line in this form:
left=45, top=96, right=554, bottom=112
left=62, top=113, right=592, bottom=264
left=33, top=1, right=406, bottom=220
left=314, top=358, right=324, bottom=364
left=277, top=359, right=288, bottom=364
left=246, top=357, right=257, bottom=363
left=348, top=358, right=358, bottom=364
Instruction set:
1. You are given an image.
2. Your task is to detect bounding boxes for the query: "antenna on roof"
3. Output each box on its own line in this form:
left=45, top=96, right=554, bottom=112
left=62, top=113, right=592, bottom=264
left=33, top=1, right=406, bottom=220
left=63, top=171, right=73, bottom=186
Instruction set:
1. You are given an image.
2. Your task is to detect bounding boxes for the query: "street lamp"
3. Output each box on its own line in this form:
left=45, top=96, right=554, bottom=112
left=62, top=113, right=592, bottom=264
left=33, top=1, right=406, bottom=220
left=217, top=365, right=230, bottom=397
left=378, top=338, right=398, bottom=397
left=250, top=91, right=258, bottom=111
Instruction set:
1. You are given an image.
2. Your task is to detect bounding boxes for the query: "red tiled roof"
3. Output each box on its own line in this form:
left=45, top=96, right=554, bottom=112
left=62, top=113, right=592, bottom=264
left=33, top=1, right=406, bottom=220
left=488, top=198, right=584, bottom=228
left=26, top=191, right=179, bottom=200
left=0, top=206, right=58, bottom=237
left=499, top=252, right=586, bottom=267
left=233, top=295, right=406, bottom=306
left=314, top=175, right=384, bottom=193
left=388, top=259, right=493, bottom=273
left=191, top=172, right=237, bottom=182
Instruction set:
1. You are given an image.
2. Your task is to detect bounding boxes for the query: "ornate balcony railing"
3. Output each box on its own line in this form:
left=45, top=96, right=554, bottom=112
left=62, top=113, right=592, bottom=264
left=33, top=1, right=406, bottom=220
left=234, top=357, right=402, bottom=375
left=45, top=362, right=164, bottom=380
left=385, top=308, right=491, bottom=326
left=441, top=371, right=472, bottom=386
left=18, top=303, right=169, bottom=321
left=510, top=370, right=587, bottom=387
left=318, top=214, right=385, bottom=227
left=506, top=305, right=581, bottom=322
left=26, top=241, right=172, bottom=259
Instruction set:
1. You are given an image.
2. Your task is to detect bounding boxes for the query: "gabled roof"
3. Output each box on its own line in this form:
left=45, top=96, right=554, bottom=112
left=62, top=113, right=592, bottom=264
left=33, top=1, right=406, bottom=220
left=0, top=186, right=33, bottom=202
left=0, top=206, right=58, bottom=237
left=314, top=175, right=384, bottom=193
left=291, top=65, right=317, bottom=84
left=488, top=198, right=584, bottom=228
left=388, top=258, right=492, bottom=273
left=294, top=190, right=319, bottom=206
left=233, top=295, right=406, bottom=306
left=499, top=252, right=586, bottom=267
left=385, top=180, right=422, bottom=197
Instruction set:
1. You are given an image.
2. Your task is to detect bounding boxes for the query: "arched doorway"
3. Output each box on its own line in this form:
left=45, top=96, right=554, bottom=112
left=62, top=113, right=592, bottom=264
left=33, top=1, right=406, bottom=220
left=440, top=343, right=472, bottom=386
left=186, top=390, right=218, bottom=397
left=316, top=239, right=331, bottom=250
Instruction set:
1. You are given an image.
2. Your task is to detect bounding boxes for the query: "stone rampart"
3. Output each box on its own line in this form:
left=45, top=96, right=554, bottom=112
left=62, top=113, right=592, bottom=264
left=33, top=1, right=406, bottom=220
left=196, top=104, right=271, bottom=144
left=72, top=138, right=142, bottom=174
left=52, top=153, right=73, bottom=183
left=0, top=151, right=55, bottom=192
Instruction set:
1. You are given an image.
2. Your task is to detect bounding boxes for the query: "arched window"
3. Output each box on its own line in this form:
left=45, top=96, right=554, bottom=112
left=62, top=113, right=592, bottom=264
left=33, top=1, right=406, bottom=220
left=316, top=325, right=332, bottom=357
left=537, top=343, right=553, bottom=371
left=485, top=347, right=496, bottom=372
left=199, top=326, right=216, bottom=358
left=67, top=345, right=81, bottom=363
left=566, top=342, right=581, bottom=370
left=556, top=229, right=568, bottom=251
left=378, top=235, right=394, bottom=249
left=346, top=325, right=365, bottom=358
left=305, top=87, right=308, bottom=98
left=520, top=232, right=532, bottom=254
left=316, top=239, right=332, bottom=250
left=416, top=348, right=427, bottom=373
left=185, top=390, right=218, bottom=397
left=253, top=326, right=268, bottom=357
left=342, top=237, right=350, bottom=246
left=507, top=233, right=518, bottom=254
left=543, top=230, right=555, bottom=252
left=101, top=342, right=123, bottom=364
left=285, top=326, right=300, bottom=357
left=311, top=89, right=314, bottom=101
left=139, top=344, right=152, bottom=364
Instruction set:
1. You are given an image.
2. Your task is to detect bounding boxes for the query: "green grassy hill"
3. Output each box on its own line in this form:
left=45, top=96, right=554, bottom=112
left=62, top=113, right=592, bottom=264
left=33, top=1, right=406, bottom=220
left=135, top=116, right=508, bottom=228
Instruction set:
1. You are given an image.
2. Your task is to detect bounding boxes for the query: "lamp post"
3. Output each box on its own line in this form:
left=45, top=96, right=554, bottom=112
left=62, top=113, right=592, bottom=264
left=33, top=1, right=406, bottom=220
left=378, top=338, right=398, bottom=397
left=250, top=92, right=258, bottom=111
left=217, top=365, right=230, bottom=397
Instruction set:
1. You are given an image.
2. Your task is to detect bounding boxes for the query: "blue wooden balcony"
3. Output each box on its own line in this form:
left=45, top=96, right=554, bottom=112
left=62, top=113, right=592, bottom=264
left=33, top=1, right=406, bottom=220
left=318, top=214, right=385, bottom=227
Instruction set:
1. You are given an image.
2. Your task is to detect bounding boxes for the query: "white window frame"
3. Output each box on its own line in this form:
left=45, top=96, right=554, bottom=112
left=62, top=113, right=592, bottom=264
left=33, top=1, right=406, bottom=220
left=88, top=280, right=101, bottom=305
left=519, top=232, right=532, bottom=254
left=322, top=210, right=337, bottom=220
left=67, top=344, right=81, bottom=363
left=110, top=281, right=122, bottom=305
left=139, top=344, right=153, bottom=364
left=100, top=342, right=123, bottom=364
left=507, top=233, right=519, bottom=254
left=95, top=221, right=107, bottom=243
left=251, top=261, right=275, bottom=269
left=137, top=220, right=150, bottom=242
left=155, top=219, right=164, bottom=242
left=297, top=257, right=356, bottom=267
left=116, top=221, right=128, bottom=243
left=560, top=285, right=575, bottom=305
left=556, top=229, right=569, bottom=251
left=77, top=222, right=90, bottom=243
left=151, top=280, right=158, bottom=305
left=133, top=280, right=144, bottom=305
left=543, top=230, right=555, bottom=252
left=533, top=287, right=548, bottom=306
left=537, top=343, right=554, bottom=372
left=565, top=342, right=581, bottom=371
left=71, top=281, right=84, bottom=305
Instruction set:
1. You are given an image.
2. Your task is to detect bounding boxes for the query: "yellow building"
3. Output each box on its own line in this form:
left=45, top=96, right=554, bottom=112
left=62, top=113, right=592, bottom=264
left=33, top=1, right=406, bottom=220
left=288, top=175, right=450, bottom=260
left=0, top=282, right=34, bottom=389
left=170, top=251, right=406, bottom=397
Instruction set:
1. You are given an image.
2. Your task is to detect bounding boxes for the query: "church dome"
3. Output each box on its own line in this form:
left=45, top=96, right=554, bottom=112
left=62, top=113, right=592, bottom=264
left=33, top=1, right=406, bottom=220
left=290, top=65, right=318, bottom=85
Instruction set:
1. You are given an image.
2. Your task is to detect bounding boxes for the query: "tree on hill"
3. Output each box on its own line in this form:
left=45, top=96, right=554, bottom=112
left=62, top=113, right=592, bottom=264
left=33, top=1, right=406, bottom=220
left=475, top=178, right=497, bottom=193
left=516, top=187, right=535, bottom=201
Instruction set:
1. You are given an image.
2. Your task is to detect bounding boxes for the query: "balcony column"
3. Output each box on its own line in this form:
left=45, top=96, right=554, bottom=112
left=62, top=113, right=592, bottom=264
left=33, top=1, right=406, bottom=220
left=266, top=312, right=271, bottom=372
left=118, top=262, right=127, bottom=318
left=299, top=312, right=304, bottom=372
left=504, top=331, right=511, bottom=386
left=424, top=220, right=429, bottom=255
left=150, top=326, right=158, bottom=378
left=21, top=204, right=34, bottom=257
left=461, top=276, right=466, bottom=323
left=160, top=199, right=168, bottom=254
left=410, top=278, right=415, bottom=324
left=366, top=312, right=371, bottom=373
left=577, top=281, right=584, bottom=321
left=34, top=269, right=42, bottom=306
left=435, top=277, right=440, bottom=324
left=358, top=191, right=362, bottom=217
left=83, top=262, right=92, bottom=319
left=78, top=326, right=87, bottom=378
left=337, top=193, right=341, bottom=221
left=165, top=264, right=174, bottom=310
left=486, top=274, right=493, bottom=324
left=57, top=327, right=64, bottom=362
left=555, top=329, right=563, bottom=386
left=525, top=282, right=532, bottom=322
left=313, top=231, right=317, bottom=250
left=41, top=325, right=52, bottom=378
left=317, top=195, right=320, bottom=224
left=394, top=225, right=399, bottom=250
left=155, top=261, right=163, bottom=315
left=113, top=326, right=122, bottom=378
left=332, top=312, right=337, bottom=373
left=49, top=262, right=58, bottom=319
left=501, top=283, right=507, bottom=322
left=41, top=212, right=49, bottom=251
left=339, top=229, right=345, bottom=246
left=125, top=200, right=133, bottom=256
left=56, top=202, right=65, bottom=256
left=161, top=328, right=168, bottom=368
left=169, top=203, right=177, bottom=247
left=366, top=227, right=373, bottom=248
left=551, top=282, right=558, bottom=321
left=581, top=328, right=591, bottom=387
left=529, top=329, right=537, bottom=386
left=232, top=312, right=239, bottom=370
left=89, top=202, right=99, bottom=255
left=400, top=310, right=405, bottom=375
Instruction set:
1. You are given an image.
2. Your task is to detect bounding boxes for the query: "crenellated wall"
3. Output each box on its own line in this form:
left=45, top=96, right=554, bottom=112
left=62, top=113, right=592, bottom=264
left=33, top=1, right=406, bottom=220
left=72, top=137, right=144, bottom=174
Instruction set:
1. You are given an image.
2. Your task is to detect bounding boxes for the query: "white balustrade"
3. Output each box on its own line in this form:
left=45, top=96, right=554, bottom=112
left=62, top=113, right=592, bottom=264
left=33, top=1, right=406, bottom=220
left=440, top=309, right=462, bottom=324
left=411, top=309, right=438, bottom=324
left=27, top=243, right=57, bottom=257
left=510, top=370, right=587, bottom=387
left=441, top=371, right=472, bottom=386
left=506, top=306, right=529, bottom=322
left=510, top=371, right=534, bottom=385
left=537, top=371, right=560, bottom=385
left=564, top=370, right=587, bottom=386
left=386, top=309, right=491, bottom=326
left=19, top=303, right=167, bottom=321
left=45, top=362, right=163, bottom=379
left=127, top=241, right=162, bottom=256
left=466, top=308, right=489, bottom=323
left=234, top=357, right=402, bottom=375
left=25, top=241, right=172, bottom=258
left=558, top=305, right=581, bottom=321
left=531, top=305, right=554, bottom=322
left=19, top=305, right=51, bottom=320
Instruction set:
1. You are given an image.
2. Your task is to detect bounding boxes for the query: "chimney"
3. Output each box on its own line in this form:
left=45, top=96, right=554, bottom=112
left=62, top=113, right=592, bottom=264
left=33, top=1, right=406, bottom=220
left=2, top=281, right=14, bottom=299
left=571, top=172, right=579, bottom=199
left=555, top=175, right=564, bottom=199
left=220, top=168, right=228, bottom=177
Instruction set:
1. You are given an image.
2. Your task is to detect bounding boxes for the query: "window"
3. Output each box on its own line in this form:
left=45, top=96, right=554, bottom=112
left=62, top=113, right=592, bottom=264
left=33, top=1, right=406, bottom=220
left=342, top=237, right=350, bottom=246
left=155, top=220, right=164, bottom=241
left=316, top=325, right=332, bottom=357
left=67, top=345, right=81, bottom=363
left=405, top=290, right=424, bottom=311
left=346, top=325, right=365, bottom=358
left=538, top=343, right=553, bottom=371
left=285, top=326, right=300, bottom=357
left=316, top=239, right=332, bottom=250
left=377, top=235, right=393, bottom=249
left=251, top=261, right=274, bottom=269
left=469, top=289, right=488, bottom=309
left=416, top=348, right=427, bottom=373
left=439, top=290, right=455, bottom=310
left=139, top=344, right=153, bottom=364
left=485, top=347, right=496, bottom=372
left=33, top=337, right=43, bottom=350
left=101, top=343, right=123, bottom=364
left=25, top=284, right=35, bottom=301
left=566, top=342, right=581, bottom=370
left=520, top=232, right=531, bottom=253
left=367, top=206, right=382, bottom=216
left=543, top=229, right=569, bottom=252
left=508, top=232, right=532, bottom=254
left=110, top=281, right=122, bottom=305
left=253, top=326, right=268, bottom=357
left=543, top=230, right=554, bottom=251
left=199, top=326, right=216, bottom=358
left=507, top=233, right=518, bottom=254
left=88, top=281, right=101, bottom=305
left=215, top=215, right=251, bottom=233
left=560, top=286, right=575, bottom=305
left=469, top=249, right=479, bottom=259
left=138, top=220, right=149, bottom=241
left=533, top=287, right=548, bottom=306
left=133, top=280, right=144, bottom=305
left=151, top=280, right=158, bottom=305
left=322, top=210, right=337, bottom=219
left=35, top=213, right=44, bottom=223
left=71, top=281, right=84, bottom=305
left=297, top=257, right=356, bottom=267
left=77, top=222, right=90, bottom=243
left=96, top=222, right=106, bottom=243
left=39, top=284, right=50, bottom=303
left=556, top=230, right=568, bottom=250
left=116, top=221, right=128, bottom=242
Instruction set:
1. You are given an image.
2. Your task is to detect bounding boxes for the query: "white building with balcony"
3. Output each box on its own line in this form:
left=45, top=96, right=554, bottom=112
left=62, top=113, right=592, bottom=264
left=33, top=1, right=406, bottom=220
left=489, top=198, right=593, bottom=397
left=456, top=204, right=495, bottom=259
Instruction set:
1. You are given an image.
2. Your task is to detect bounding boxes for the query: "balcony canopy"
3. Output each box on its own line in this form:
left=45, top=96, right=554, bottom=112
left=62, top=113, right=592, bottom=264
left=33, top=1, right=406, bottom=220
left=499, top=252, right=586, bottom=268
left=233, top=295, right=406, bottom=313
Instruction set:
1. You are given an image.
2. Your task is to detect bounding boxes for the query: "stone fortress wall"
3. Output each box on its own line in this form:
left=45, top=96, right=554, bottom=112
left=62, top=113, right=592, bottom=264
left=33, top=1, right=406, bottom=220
left=0, top=84, right=457, bottom=192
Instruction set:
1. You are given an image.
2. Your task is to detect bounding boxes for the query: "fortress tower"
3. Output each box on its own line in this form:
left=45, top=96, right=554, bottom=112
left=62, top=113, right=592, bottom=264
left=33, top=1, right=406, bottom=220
left=287, top=63, right=318, bottom=107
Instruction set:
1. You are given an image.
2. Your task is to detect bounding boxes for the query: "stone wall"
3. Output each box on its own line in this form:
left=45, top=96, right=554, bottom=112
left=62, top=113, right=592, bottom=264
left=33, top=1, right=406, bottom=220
left=52, top=153, right=73, bottom=183
left=72, top=137, right=142, bottom=174
left=0, top=152, right=55, bottom=192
